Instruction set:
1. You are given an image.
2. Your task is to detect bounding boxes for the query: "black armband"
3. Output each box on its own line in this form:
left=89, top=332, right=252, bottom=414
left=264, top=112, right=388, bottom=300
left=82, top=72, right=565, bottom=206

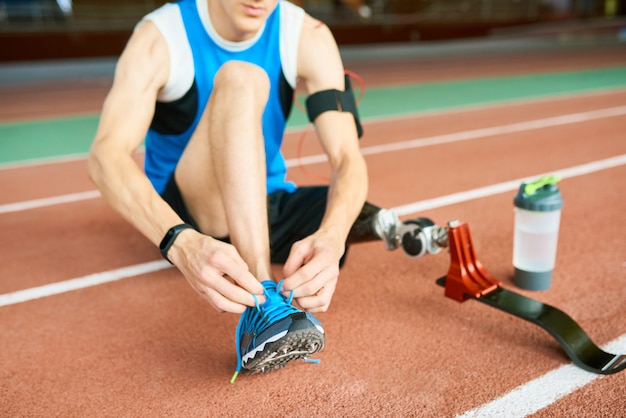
left=305, top=74, right=363, bottom=138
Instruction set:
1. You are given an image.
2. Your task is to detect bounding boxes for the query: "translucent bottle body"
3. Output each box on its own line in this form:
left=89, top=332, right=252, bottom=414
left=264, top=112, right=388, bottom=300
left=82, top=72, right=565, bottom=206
left=513, top=208, right=561, bottom=290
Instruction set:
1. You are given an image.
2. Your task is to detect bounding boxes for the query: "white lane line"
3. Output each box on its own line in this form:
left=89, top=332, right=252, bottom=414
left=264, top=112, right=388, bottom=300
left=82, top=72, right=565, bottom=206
left=361, top=105, right=626, bottom=156
left=0, top=260, right=171, bottom=307
left=290, top=105, right=626, bottom=166
left=2, top=106, right=625, bottom=215
left=0, top=190, right=100, bottom=214
left=0, top=154, right=624, bottom=308
left=0, top=153, right=92, bottom=171
left=458, top=334, right=626, bottom=418
left=394, top=154, right=626, bottom=215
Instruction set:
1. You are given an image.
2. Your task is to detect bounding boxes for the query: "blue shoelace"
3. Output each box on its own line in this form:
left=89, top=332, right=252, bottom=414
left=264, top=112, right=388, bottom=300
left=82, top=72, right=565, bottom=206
left=230, top=280, right=300, bottom=383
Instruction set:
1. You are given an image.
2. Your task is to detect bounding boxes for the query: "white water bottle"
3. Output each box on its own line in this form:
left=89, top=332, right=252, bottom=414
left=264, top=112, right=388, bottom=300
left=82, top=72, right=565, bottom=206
left=513, top=176, right=563, bottom=291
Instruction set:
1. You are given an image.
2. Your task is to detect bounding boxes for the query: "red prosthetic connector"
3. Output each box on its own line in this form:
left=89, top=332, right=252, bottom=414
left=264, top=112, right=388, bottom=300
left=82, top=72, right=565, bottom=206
left=444, top=221, right=501, bottom=302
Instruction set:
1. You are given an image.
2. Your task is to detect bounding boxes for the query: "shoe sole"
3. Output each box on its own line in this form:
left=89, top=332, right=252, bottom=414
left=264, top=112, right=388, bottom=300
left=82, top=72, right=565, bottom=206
left=243, top=318, right=325, bottom=375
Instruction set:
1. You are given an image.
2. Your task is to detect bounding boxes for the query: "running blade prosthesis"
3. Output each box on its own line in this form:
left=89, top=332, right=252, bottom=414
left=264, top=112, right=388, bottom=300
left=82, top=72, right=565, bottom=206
left=412, top=219, right=625, bottom=375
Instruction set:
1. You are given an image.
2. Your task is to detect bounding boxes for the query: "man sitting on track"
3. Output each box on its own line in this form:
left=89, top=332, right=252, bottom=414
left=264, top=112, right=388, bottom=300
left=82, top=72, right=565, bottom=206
left=88, top=0, right=405, bottom=379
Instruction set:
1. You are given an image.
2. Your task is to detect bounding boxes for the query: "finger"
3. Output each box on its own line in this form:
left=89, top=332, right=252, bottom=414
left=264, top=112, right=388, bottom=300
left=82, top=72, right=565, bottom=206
left=285, top=257, right=338, bottom=301
left=208, top=249, right=265, bottom=296
left=296, top=281, right=336, bottom=312
left=282, top=240, right=311, bottom=278
left=227, top=265, right=265, bottom=296
left=286, top=273, right=335, bottom=309
left=185, top=275, right=248, bottom=313
left=282, top=255, right=326, bottom=294
left=199, top=269, right=264, bottom=308
left=201, top=286, right=249, bottom=314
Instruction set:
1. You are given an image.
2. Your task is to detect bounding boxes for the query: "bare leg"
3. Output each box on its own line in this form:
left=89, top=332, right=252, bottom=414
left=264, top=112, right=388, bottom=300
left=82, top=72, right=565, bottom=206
left=176, top=61, right=273, bottom=283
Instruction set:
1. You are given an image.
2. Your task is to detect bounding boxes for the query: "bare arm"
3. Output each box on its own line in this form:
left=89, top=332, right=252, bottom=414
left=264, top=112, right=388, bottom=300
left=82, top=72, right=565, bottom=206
left=282, top=16, right=369, bottom=311
left=88, top=22, right=263, bottom=312
left=88, top=21, right=179, bottom=245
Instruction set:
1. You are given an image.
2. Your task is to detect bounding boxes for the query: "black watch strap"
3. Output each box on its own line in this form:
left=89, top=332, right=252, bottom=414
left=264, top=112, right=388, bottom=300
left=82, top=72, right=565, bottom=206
left=159, top=223, right=194, bottom=264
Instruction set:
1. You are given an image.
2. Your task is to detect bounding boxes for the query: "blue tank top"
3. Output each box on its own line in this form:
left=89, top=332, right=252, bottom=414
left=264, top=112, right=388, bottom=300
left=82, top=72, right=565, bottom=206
left=144, top=0, right=297, bottom=195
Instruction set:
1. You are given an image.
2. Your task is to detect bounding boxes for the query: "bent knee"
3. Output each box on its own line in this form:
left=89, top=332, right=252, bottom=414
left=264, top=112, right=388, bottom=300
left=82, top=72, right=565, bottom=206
left=214, top=61, right=270, bottom=95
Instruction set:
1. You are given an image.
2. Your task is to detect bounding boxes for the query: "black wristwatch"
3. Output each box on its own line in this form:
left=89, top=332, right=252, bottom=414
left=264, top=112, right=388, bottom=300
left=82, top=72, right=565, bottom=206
left=159, top=223, right=194, bottom=264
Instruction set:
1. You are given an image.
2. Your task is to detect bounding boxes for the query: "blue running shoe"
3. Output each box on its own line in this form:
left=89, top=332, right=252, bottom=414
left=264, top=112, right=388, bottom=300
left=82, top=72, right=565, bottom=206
left=230, top=280, right=324, bottom=382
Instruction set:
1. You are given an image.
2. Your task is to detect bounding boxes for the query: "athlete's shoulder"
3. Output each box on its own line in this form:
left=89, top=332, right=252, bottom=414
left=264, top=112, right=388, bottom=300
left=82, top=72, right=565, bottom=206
left=294, top=7, right=344, bottom=90
left=297, top=9, right=336, bottom=49
left=132, top=2, right=184, bottom=54
left=139, top=2, right=184, bottom=35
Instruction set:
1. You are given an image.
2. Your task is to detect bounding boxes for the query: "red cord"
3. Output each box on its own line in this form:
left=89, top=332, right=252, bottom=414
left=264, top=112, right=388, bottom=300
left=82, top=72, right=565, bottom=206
left=344, top=69, right=366, bottom=104
left=296, top=123, right=330, bottom=182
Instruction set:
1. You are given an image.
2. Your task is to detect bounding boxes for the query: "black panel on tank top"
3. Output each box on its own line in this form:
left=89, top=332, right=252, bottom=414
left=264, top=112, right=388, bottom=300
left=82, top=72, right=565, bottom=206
left=278, top=71, right=294, bottom=121
left=150, top=79, right=199, bottom=135
left=151, top=74, right=294, bottom=134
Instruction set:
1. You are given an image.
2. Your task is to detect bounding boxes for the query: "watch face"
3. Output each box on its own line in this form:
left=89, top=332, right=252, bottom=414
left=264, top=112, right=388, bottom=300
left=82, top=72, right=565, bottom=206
left=160, top=224, right=192, bottom=260
left=160, top=229, right=172, bottom=250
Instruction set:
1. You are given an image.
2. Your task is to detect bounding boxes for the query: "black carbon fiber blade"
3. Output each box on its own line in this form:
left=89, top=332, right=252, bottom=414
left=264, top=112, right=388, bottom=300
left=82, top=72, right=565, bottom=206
left=436, top=277, right=626, bottom=375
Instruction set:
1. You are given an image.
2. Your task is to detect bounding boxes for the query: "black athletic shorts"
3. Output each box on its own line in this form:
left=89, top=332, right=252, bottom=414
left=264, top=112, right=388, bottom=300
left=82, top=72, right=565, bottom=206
left=160, top=175, right=334, bottom=264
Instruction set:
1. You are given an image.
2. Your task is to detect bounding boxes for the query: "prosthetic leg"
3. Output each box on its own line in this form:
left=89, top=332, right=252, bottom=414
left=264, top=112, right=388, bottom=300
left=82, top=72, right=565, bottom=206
left=360, top=209, right=625, bottom=375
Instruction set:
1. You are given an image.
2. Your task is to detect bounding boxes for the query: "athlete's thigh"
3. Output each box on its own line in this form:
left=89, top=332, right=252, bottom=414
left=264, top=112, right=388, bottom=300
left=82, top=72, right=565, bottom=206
left=175, top=103, right=227, bottom=237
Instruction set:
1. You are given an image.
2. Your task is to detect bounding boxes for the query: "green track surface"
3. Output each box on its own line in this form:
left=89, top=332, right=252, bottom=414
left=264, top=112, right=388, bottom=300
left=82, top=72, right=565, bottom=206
left=1, top=67, right=625, bottom=166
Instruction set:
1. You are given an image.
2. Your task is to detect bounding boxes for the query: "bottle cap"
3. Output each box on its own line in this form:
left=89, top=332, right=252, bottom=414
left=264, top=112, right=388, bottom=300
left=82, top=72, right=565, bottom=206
left=514, top=175, right=563, bottom=211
